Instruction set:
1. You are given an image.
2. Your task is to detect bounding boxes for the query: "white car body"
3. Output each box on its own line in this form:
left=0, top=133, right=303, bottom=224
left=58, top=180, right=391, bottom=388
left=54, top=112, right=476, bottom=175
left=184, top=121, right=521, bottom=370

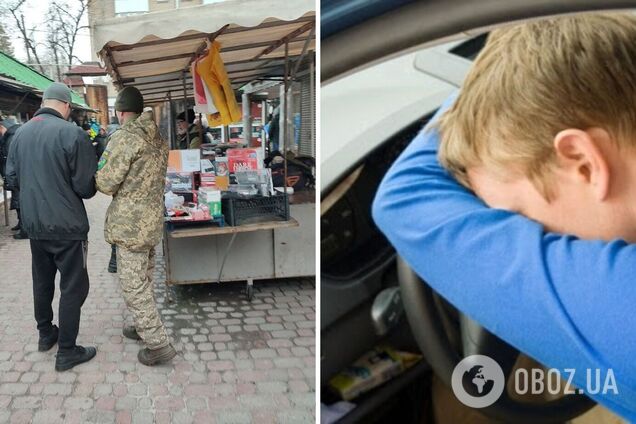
left=321, top=39, right=477, bottom=190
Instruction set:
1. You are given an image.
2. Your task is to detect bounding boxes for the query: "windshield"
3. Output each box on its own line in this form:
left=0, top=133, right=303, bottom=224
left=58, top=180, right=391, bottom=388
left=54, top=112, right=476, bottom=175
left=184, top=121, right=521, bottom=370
left=322, top=0, right=416, bottom=39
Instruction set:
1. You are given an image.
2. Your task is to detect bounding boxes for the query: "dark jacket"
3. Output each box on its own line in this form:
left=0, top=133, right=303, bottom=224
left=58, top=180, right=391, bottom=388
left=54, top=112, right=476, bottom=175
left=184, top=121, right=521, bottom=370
left=94, top=134, right=110, bottom=160
left=5, top=108, right=97, bottom=240
left=0, top=124, right=21, bottom=176
left=1, top=124, right=21, bottom=209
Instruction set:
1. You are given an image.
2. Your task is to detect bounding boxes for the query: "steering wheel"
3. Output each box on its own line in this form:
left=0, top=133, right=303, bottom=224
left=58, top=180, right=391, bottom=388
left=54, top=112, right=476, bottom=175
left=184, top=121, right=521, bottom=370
left=396, top=256, right=596, bottom=423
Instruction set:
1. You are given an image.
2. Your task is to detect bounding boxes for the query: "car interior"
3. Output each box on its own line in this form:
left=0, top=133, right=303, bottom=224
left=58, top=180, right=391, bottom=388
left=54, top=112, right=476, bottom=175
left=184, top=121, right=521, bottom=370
left=320, top=2, right=636, bottom=422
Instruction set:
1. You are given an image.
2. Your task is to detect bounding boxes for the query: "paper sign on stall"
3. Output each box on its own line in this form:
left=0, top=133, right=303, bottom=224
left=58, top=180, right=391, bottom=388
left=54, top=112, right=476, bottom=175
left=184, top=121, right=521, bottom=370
left=182, top=150, right=201, bottom=172
left=167, top=149, right=201, bottom=172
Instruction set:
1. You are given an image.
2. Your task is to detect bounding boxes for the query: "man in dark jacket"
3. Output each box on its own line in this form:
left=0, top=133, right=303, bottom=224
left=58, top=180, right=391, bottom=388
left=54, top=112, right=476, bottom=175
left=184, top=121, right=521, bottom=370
left=0, top=117, right=25, bottom=238
left=5, top=82, right=98, bottom=371
left=176, top=109, right=202, bottom=149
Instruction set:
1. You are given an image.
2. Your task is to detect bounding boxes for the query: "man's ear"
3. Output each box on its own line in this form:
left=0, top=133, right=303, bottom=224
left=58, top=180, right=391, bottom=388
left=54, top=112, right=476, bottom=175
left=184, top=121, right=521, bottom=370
left=553, top=128, right=610, bottom=201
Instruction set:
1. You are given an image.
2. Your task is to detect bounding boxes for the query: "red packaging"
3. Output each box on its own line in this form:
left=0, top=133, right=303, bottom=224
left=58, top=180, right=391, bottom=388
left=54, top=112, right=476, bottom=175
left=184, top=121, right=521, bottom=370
left=227, top=148, right=261, bottom=173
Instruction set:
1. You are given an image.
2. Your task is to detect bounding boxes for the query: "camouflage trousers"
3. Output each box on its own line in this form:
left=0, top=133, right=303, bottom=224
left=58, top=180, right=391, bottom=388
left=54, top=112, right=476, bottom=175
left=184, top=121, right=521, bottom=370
left=116, top=246, right=169, bottom=349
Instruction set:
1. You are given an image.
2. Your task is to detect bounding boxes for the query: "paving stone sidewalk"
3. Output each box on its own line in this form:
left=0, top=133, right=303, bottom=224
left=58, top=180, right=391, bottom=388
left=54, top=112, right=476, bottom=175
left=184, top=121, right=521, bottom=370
left=0, top=193, right=316, bottom=424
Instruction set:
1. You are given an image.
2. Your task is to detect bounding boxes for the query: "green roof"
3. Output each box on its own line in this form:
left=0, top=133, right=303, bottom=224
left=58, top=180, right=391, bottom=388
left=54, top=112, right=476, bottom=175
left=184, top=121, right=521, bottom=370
left=0, top=51, right=87, bottom=107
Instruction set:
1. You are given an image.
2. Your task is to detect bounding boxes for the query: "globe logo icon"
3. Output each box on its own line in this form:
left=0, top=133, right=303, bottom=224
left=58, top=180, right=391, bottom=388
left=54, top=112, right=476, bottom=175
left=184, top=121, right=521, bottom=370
left=462, top=365, right=495, bottom=397
left=452, top=355, right=505, bottom=408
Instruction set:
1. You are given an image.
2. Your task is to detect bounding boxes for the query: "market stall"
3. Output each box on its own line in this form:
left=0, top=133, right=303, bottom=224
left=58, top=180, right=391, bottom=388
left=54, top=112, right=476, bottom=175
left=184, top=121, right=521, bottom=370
left=92, top=0, right=316, bottom=300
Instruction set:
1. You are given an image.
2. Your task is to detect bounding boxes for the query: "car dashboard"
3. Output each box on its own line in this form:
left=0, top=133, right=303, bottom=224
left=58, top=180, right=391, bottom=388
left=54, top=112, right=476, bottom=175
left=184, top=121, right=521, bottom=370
left=321, top=113, right=435, bottom=386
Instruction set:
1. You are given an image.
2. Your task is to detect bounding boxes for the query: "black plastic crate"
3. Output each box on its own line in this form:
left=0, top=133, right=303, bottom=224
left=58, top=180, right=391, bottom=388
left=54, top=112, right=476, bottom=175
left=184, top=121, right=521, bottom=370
left=222, top=194, right=290, bottom=226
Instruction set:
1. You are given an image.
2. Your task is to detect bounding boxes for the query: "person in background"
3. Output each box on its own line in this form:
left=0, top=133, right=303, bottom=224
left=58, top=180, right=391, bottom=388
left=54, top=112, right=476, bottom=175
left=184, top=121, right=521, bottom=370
left=5, top=82, right=97, bottom=371
left=94, top=126, right=109, bottom=159
left=96, top=86, right=176, bottom=365
left=176, top=109, right=201, bottom=149
left=0, top=116, right=25, bottom=239
left=267, top=107, right=280, bottom=152
left=193, top=114, right=214, bottom=144
left=81, top=123, right=92, bottom=137
left=107, top=115, right=120, bottom=136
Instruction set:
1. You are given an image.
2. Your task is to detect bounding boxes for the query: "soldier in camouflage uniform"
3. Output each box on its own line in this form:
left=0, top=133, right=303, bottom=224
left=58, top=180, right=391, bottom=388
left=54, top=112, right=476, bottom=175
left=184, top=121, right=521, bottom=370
left=96, top=86, right=177, bottom=365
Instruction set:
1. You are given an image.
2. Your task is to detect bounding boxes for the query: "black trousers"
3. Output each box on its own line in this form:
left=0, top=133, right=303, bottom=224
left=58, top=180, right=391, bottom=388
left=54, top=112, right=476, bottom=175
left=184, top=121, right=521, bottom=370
left=30, top=239, right=89, bottom=350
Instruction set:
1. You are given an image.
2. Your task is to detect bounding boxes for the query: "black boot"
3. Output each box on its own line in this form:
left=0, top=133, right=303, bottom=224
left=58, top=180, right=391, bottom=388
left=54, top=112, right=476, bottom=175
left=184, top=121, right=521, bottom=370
left=55, top=345, right=97, bottom=371
left=122, top=325, right=141, bottom=340
left=11, top=208, right=21, bottom=231
left=108, top=244, right=117, bottom=273
left=38, top=325, right=59, bottom=352
left=13, top=231, right=27, bottom=240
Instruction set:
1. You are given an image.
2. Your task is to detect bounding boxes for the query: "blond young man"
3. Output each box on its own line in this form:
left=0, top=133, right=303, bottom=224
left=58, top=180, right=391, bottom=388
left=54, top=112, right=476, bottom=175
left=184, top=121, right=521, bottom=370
left=373, top=13, right=636, bottom=420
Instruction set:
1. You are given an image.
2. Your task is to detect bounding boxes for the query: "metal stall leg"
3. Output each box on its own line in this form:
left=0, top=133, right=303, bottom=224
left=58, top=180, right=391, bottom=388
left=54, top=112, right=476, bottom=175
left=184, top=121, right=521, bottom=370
left=283, top=40, right=289, bottom=190
left=163, top=235, right=177, bottom=304
left=242, top=92, right=251, bottom=147
left=182, top=70, right=190, bottom=147
left=245, top=278, right=254, bottom=302
left=166, top=284, right=177, bottom=304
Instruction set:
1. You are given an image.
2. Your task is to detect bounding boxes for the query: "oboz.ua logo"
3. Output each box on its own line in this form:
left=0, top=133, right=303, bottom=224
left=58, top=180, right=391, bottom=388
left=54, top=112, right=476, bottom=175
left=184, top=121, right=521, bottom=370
left=451, top=355, right=619, bottom=408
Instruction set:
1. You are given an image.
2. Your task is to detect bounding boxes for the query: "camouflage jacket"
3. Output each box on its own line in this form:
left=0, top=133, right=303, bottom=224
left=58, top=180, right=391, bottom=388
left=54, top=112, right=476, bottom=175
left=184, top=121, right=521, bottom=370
left=96, top=111, right=168, bottom=251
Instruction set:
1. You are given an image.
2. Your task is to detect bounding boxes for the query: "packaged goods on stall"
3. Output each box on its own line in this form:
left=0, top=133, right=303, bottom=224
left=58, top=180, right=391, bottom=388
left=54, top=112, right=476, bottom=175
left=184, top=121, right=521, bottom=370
left=166, top=172, right=194, bottom=191
left=227, top=148, right=262, bottom=173
left=228, top=184, right=258, bottom=196
left=200, top=159, right=216, bottom=187
left=235, top=169, right=274, bottom=197
left=164, top=191, right=188, bottom=220
left=198, top=187, right=222, bottom=217
left=186, top=203, right=211, bottom=221
left=200, top=143, right=217, bottom=159
left=165, top=191, right=212, bottom=222
left=164, top=191, right=185, bottom=209
left=200, top=174, right=216, bottom=187
left=201, top=159, right=215, bottom=173
left=215, top=157, right=229, bottom=190
left=163, top=140, right=290, bottom=227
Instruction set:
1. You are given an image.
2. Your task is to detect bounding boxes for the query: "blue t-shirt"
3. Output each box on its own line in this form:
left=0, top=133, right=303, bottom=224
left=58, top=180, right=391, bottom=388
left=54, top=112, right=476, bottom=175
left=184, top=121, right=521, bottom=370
left=372, top=95, right=636, bottom=420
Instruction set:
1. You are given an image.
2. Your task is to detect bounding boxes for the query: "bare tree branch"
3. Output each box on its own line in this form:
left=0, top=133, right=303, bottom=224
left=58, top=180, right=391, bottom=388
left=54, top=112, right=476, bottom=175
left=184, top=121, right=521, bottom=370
left=4, top=0, right=90, bottom=79
left=5, top=1, right=47, bottom=74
